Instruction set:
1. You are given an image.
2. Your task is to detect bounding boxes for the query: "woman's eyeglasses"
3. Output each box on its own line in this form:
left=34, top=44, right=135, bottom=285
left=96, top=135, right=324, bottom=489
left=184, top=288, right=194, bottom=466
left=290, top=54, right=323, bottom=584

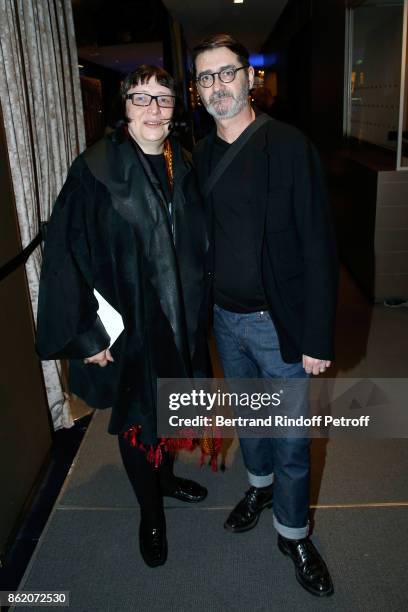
left=126, top=93, right=176, bottom=108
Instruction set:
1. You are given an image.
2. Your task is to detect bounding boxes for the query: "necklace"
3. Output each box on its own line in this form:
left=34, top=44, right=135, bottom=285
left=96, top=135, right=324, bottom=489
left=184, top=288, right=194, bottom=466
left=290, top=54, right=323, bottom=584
left=163, top=139, right=174, bottom=192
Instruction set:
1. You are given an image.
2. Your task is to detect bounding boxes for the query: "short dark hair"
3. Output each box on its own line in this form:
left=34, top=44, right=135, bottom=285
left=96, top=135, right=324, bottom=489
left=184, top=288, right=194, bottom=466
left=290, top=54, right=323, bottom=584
left=192, top=34, right=250, bottom=72
left=111, top=64, right=177, bottom=127
left=120, top=65, right=176, bottom=100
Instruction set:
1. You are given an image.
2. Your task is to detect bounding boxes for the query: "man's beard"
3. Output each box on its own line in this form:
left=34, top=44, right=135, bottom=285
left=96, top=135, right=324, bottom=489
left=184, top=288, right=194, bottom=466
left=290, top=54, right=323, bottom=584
left=203, top=82, right=249, bottom=119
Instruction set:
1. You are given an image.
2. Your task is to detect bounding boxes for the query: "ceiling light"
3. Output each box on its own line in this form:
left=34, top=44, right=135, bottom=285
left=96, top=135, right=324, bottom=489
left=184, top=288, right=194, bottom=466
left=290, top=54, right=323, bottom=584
left=234, top=0, right=244, bottom=4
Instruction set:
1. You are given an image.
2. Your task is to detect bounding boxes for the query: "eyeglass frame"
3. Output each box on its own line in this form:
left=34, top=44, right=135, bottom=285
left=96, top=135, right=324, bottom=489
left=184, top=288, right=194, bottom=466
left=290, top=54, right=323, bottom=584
left=195, top=65, right=248, bottom=88
left=125, top=92, right=176, bottom=108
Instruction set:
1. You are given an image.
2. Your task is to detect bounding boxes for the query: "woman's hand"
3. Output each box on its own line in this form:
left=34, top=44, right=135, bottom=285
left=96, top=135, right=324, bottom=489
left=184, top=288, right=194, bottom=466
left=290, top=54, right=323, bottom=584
left=302, top=355, right=331, bottom=375
left=83, top=348, right=114, bottom=367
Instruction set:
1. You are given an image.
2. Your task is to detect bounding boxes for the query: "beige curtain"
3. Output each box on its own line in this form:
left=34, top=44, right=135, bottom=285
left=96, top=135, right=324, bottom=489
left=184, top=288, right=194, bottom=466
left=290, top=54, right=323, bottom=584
left=0, top=0, right=86, bottom=428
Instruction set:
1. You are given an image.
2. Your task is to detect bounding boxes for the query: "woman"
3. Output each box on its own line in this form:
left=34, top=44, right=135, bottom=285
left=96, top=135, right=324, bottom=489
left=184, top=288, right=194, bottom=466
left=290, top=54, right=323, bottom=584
left=36, top=66, right=210, bottom=568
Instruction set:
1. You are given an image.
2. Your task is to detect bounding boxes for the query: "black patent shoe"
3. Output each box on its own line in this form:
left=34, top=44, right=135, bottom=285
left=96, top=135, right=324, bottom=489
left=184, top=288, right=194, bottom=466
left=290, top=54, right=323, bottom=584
left=224, top=486, right=273, bottom=533
left=139, top=522, right=168, bottom=568
left=278, top=534, right=334, bottom=597
left=164, top=478, right=208, bottom=503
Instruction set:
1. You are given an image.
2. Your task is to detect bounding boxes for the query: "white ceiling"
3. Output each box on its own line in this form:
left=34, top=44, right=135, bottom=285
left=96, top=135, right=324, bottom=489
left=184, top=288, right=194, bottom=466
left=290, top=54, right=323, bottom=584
left=162, top=0, right=288, bottom=54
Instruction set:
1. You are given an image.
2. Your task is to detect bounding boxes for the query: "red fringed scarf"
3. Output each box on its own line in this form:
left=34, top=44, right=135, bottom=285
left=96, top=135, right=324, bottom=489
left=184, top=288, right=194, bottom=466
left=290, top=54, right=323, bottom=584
left=122, top=425, right=221, bottom=471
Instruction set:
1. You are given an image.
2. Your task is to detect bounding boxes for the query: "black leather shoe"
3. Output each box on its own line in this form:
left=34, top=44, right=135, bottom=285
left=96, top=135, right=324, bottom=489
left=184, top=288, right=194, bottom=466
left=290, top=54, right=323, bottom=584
left=224, top=486, right=273, bottom=533
left=164, top=478, right=208, bottom=503
left=139, top=522, right=167, bottom=568
left=278, top=534, right=334, bottom=597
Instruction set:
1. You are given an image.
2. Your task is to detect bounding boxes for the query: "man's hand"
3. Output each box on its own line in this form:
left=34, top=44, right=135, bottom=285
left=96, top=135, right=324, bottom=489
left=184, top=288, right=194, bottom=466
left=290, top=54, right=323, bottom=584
left=302, top=355, right=331, bottom=376
left=83, top=348, right=114, bottom=367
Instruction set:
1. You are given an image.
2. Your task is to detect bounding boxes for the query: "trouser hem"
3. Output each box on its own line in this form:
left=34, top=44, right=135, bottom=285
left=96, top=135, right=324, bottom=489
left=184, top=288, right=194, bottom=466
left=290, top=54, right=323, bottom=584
left=247, top=471, right=274, bottom=488
left=273, top=513, right=309, bottom=539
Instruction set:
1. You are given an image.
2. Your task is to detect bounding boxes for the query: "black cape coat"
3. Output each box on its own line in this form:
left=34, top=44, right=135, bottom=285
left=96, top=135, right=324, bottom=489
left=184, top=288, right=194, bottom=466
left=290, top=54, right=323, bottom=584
left=36, top=130, right=209, bottom=443
left=193, top=115, right=339, bottom=363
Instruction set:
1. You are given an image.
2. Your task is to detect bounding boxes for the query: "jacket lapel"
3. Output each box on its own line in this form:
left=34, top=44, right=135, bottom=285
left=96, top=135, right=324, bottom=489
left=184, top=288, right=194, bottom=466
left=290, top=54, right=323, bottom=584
left=247, top=127, right=270, bottom=259
left=84, top=133, right=192, bottom=373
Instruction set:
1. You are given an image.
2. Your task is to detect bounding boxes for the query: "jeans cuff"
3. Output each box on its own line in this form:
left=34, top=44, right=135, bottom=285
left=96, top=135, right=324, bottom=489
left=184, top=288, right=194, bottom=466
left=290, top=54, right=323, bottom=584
left=273, top=513, right=309, bottom=539
left=247, top=471, right=274, bottom=488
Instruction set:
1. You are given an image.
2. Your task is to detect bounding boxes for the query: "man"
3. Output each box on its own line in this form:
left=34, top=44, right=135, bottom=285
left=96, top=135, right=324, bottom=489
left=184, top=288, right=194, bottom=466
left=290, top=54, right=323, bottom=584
left=193, top=34, right=338, bottom=597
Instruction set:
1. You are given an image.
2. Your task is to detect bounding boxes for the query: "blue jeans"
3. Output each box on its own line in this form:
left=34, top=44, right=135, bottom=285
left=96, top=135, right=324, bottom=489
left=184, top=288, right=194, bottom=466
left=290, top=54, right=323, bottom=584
left=213, top=305, right=310, bottom=539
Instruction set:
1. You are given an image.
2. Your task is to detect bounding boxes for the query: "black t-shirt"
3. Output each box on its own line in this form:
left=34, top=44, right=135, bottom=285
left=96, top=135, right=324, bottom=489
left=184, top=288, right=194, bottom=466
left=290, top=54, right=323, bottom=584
left=145, top=152, right=172, bottom=205
left=211, top=134, right=267, bottom=313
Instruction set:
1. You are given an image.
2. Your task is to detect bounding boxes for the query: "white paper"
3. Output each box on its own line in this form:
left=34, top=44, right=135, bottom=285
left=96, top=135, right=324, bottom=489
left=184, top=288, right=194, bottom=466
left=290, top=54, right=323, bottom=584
left=94, top=289, right=124, bottom=347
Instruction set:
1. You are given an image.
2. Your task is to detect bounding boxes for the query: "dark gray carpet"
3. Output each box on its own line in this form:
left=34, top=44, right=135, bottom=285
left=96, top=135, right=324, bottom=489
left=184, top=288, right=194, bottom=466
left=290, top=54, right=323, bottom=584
left=15, top=507, right=408, bottom=612
left=59, top=410, right=408, bottom=509
left=14, top=410, right=408, bottom=611
left=58, top=409, right=246, bottom=510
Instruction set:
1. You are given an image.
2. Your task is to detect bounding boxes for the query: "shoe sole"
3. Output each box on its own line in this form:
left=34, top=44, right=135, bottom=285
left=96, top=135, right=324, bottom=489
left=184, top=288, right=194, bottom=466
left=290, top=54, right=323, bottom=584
left=224, top=501, right=273, bottom=533
left=278, top=540, right=334, bottom=597
left=166, top=491, right=208, bottom=503
left=164, top=482, right=208, bottom=503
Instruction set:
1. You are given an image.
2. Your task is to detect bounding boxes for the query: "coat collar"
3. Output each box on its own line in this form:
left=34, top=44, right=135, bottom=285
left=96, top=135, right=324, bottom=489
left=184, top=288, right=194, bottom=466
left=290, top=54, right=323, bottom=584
left=83, top=131, right=194, bottom=374
left=112, top=127, right=190, bottom=183
left=197, top=110, right=271, bottom=155
left=194, top=111, right=271, bottom=192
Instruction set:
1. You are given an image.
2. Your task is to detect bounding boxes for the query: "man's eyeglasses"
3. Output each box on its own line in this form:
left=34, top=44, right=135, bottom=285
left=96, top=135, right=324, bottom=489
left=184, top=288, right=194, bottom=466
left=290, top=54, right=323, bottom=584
left=125, top=93, right=176, bottom=108
left=196, top=66, right=247, bottom=88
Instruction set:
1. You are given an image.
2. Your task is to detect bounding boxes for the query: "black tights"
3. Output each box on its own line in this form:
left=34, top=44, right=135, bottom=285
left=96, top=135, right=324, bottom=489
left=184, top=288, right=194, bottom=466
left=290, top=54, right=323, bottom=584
left=118, top=437, right=179, bottom=525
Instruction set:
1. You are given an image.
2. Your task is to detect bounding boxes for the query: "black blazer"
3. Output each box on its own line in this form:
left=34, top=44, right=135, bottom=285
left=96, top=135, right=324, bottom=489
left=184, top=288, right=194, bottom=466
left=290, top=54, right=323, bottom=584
left=193, top=116, right=339, bottom=363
